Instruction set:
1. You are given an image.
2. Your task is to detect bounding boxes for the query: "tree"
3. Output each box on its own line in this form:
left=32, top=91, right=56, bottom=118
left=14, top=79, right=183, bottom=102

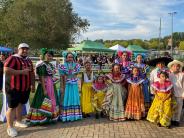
left=94, top=39, right=103, bottom=43
left=119, top=40, right=129, bottom=47
left=179, top=41, right=184, bottom=50
left=149, top=39, right=159, bottom=49
left=0, top=0, right=89, bottom=49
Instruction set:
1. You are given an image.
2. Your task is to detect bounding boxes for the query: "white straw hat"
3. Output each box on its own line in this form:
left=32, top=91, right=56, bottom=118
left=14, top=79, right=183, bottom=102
left=168, top=60, right=184, bottom=69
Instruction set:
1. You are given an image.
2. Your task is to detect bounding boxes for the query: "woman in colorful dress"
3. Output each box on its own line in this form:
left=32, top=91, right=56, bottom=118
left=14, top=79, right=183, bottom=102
left=102, top=63, right=127, bottom=121
left=58, top=51, right=82, bottom=122
left=147, top=71, right=173, bottom=128
left=27, top=48, right=60, bottom=125
left=92, top=73, right=107, bottom=119
left=125, top=66, right=145, bottom=120
left=81, top=61, right=94, bottom=118
left=134, top=54, right=151, bottom=114
left=115, top=51, right=132, bottom=78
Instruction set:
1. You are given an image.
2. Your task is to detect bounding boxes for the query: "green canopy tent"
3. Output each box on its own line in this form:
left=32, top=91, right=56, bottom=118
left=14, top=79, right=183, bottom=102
left=68, top=40, right=114, bottom=53
left=126, top=45, right=148, bottom=59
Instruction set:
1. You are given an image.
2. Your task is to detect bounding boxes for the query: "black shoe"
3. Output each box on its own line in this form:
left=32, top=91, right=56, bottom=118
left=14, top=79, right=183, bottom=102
left=174, top=121, right=180, bottom=126
left=95, top=113, right=99, bottom=119
left=171, top=121, right=180, bottom=126
left=86, top=114, right=91, bottom=117
left=100, top=112, right=105, bottom=118
left=83, top=113, right=87, bottom=118
left=171, top=121, right=175, bottom=125
left=157, top=123, right=161, bottom=127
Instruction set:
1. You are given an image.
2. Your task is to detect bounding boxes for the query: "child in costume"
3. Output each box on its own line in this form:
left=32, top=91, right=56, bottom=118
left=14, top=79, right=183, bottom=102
left=81, top=61, right=94, bottom=118
left=148, top=57, right=172, bottom=94
left=134, top=54, right=150, bottom=114
left=125, top=66, right=145, bottom=120
left=102, top=63, right=127, bottom=121
left=58, top=51, right=82, bottom=122
left=92, top=73, right=107, bottom=119
left=147, top=71, right=173, bottom=128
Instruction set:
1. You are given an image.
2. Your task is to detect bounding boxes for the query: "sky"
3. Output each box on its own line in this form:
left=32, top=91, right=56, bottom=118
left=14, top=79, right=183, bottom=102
left=71, top=0, right=184, bottom=42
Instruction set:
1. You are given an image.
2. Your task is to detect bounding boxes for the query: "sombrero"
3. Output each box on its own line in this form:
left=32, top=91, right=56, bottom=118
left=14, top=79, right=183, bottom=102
left=146, top=57, right=173, bottom=67
left=168, top=60, right=184, bottom=69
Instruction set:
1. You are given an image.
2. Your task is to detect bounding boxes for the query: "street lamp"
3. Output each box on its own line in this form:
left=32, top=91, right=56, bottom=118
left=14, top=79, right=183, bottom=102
left=168, top=12, right=177, bottom=56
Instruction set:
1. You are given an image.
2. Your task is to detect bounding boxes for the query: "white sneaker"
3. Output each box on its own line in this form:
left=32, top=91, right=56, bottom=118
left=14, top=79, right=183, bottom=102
left=15, top=121, right=28, bottom=128
left=7, top=127, right=18, bottom=137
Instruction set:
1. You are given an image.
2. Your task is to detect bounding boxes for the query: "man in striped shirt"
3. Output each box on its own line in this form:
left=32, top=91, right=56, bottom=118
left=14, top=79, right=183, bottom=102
left=4, top=43, right=35, bottom=137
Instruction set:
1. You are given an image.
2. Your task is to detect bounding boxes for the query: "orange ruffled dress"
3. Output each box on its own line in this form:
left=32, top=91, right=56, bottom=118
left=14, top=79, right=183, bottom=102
left=125, top=76, right=145, bottom=120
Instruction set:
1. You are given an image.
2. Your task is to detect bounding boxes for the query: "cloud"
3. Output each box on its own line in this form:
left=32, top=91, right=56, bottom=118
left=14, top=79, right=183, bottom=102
left=71, top=0, right=184, bottom=41
left=79, top=25, right=154, bottom=40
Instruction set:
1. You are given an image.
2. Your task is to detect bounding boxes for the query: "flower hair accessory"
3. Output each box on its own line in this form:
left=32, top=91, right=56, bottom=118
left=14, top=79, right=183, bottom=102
left=62, top=51, right=77, bottom=59
left=157, top=68, right=170, bottom=78
left=40, top=48, right=54, bottom=56
left=117, top=51, right=132, bottom=58
left=41, top=48, right=48, bottom=56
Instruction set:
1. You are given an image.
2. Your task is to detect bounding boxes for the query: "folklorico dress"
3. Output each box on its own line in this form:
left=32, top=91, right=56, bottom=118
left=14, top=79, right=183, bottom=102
left=125, top=76, right=145, bottom=120
left=81, top=71, right=94, bottom=114
left=102, top=73, right=127, bottom=121
left=147, top=81, right=173, bottom=127
left=115, top=59, right=132, bottom=78
left=134, top=63, right=151, bottom=113
left=119, top=60, right=133, bottom=79
left=27, top=61, right=60, bottom=125
left=150, top=67, right=170, bottom=94
left=58, top=62, right=82, bottom=122
left=92, top=81, right=107, bottom=112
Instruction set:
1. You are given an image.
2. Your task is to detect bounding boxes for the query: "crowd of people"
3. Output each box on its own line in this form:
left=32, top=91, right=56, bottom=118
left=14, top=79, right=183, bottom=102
left=0, top=43, right=184, bottom=137
left=77, top=54, right=115, bottom=67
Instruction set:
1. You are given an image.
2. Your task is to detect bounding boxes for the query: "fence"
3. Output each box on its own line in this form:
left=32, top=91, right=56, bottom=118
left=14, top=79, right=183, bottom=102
left=148, top=50, right=184, bottom=60
left=80, top=64, right=112, bottom=73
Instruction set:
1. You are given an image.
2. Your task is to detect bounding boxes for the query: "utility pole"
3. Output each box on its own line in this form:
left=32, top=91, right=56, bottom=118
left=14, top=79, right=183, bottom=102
left=158, top=18, right=161, bottom=51
left=168, top=12, right=177, bottom=56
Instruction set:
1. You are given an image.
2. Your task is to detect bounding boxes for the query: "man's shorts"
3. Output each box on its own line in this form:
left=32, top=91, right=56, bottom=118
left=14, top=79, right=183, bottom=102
left=6, top=89, right=30, bottom=108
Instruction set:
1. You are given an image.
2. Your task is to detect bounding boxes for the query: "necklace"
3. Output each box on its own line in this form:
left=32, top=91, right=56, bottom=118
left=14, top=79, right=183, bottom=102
left=67, top=62, right=74, bottom=74
left=86, top=71, right=92, bottom=80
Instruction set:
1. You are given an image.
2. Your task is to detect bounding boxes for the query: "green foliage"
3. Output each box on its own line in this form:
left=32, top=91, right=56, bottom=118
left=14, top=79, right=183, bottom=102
left=149, top=39, right=159, bottom=49
left=0, top=0, right=89, bottom=49
left=179, top=41, right=184, bottom=50
left=103, top=32, right=184, bottom=50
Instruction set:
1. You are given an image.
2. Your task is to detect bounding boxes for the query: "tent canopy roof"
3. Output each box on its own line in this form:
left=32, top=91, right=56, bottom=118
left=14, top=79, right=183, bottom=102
left=126, top=45, right=147, bottom=52
left=109, top=44, right=126, bottom=51
left=68, top=40, right=114, bottom=52
left=0, top=46, right=13, bottom=52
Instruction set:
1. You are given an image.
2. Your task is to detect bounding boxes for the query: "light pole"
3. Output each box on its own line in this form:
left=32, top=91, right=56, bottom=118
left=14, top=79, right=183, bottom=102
left=158, top=18, right=161, bottom=51
left=168, top=12, right=177, bottom=56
